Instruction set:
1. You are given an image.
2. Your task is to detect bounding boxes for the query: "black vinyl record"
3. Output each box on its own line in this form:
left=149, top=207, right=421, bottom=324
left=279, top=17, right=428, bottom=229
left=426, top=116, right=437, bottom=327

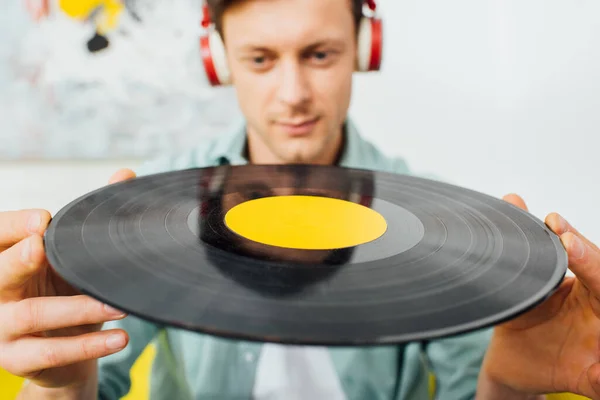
left=44, top=164, right=567, bottom=345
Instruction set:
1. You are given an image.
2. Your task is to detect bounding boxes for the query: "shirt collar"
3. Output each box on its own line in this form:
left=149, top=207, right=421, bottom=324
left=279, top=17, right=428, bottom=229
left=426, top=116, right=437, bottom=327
left=336, top=119, right=372, bottom=169
left=209, top=117, right=249, bottom=166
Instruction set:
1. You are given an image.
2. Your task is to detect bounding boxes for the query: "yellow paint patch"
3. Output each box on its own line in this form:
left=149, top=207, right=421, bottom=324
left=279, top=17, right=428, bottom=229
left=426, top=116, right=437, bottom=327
left=59, top=0, right=123, bottom=33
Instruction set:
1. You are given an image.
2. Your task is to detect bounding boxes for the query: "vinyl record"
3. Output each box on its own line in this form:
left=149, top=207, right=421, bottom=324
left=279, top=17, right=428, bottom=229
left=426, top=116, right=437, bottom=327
left=44, top=164, right=567, bottom=345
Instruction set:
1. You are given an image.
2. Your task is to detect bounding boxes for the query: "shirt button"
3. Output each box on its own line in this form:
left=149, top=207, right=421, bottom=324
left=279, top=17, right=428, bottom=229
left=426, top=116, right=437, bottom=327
left=245, top=352, right=255, bottom=362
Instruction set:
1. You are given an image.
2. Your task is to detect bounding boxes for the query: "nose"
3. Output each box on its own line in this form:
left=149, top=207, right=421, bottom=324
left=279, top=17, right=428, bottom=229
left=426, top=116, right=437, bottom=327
left=276, top=60, right=311, bottom=108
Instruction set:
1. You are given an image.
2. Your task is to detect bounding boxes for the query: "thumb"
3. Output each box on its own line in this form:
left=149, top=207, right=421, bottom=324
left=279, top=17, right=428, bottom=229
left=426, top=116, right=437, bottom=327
left=108, top=168, right=137, bottom=185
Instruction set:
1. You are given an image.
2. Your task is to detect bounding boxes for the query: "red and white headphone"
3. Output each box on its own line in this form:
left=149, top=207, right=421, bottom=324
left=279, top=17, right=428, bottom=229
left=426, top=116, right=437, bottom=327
left=24, top=0, right=50, bottom=22
left=199, top=0, right=383, bottom=87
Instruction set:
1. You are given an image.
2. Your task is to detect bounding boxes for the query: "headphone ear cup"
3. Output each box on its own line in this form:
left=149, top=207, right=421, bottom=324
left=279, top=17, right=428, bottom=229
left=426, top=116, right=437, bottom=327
left=356, top=16, right=383, bottom=72
left=200, top=30, right=231, bottom=86
left=25, top=0, right=50, bottom=21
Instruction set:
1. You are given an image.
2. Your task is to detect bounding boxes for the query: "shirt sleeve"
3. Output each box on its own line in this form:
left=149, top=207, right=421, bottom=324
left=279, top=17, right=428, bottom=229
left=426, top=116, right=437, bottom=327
left=98, top=317, right=163, bottom=400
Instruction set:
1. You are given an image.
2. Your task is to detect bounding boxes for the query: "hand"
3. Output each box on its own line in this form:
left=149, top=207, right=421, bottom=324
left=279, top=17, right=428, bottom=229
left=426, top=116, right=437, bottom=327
left=0, top=169, right=136, bottom=390
left=480, top=193, right=600, bottom=399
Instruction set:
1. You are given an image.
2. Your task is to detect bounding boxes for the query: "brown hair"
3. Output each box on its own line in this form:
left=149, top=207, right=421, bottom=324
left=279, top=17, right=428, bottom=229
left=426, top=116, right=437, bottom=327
left=206, top=0, right=365, bottom=40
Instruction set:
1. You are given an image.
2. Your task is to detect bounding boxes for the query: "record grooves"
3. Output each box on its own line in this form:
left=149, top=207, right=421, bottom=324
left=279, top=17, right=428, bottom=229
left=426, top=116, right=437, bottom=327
left=44, top=164, right=567, bottom=345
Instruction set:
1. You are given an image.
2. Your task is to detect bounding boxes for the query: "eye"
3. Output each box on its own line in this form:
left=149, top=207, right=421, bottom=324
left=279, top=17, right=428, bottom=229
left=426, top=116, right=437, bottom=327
left=245, top=54, right=273, bottom=71
left=305, top=50, right=337, bottom=66
left=313, top=51, right=329, bottom=60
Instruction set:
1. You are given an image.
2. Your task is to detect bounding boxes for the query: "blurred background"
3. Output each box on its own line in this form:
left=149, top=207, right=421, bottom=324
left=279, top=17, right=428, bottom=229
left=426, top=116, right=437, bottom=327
left=1, top=0, right=598, bottom=399
left=2, top=0, right=598, bottom=242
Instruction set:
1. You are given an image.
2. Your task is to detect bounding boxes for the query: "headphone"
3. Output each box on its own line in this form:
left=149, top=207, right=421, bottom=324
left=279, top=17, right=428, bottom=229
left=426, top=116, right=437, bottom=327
left=199, top=0, right=383, bottom=87
left=24, top=0, right=50, bottom=22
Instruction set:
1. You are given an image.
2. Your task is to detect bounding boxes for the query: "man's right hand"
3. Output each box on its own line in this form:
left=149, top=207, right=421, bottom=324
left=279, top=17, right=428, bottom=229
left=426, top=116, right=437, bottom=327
left=0, top=169, right=136, bottom=393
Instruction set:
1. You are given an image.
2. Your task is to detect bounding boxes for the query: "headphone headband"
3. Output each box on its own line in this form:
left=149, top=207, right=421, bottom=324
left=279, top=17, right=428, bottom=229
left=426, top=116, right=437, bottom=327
left=365, top=0, right=377, bottom=12
left=201, top=3, right=211, bottom=28
left=201, top=0, right=378, bottom=24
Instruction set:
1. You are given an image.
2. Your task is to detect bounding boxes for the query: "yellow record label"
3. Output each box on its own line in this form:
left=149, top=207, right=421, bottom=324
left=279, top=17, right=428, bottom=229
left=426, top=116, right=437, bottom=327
left=224, top=195, right=387, bottom=250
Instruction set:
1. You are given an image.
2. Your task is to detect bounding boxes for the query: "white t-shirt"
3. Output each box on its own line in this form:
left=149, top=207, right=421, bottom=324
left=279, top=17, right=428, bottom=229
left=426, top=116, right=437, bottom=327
left=252, top=343, right=347, bottom=400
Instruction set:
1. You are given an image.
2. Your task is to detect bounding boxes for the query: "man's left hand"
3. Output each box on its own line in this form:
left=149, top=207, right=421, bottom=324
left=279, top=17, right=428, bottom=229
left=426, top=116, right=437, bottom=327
left=480, top=193, right=600, bottom=399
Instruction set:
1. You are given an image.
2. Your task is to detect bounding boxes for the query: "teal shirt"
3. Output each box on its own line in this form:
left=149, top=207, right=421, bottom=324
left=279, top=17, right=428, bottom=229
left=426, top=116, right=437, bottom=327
left=98, top=120, right=492, bottom=400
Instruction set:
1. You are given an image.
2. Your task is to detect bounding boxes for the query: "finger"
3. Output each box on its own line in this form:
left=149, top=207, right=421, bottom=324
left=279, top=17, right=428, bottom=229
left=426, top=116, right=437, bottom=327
left=0, top=210, right=51, bottom=251
left=502, top=193, right=529, bottom=212
left=108, top=168, right=136, bottom=185
left=0, top=235, right=47, bottom=299
left=560, top=231, right=600, bottom=295
left=545, top=212, right=599, bottom=252
left=585, top=363, right=600, bottom=400
left=1, top=329, right=128, bottom=378
left=5, top=295, right=126, bottom=338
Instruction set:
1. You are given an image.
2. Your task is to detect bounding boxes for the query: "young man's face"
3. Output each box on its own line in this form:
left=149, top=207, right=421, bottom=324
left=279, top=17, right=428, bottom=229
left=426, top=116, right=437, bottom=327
left=222, top=0, right=357, bottom=164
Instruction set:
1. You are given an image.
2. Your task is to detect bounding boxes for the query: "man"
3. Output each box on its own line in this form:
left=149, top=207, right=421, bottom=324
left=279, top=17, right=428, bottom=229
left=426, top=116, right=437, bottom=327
left=1, top=0, right=599, bottom=399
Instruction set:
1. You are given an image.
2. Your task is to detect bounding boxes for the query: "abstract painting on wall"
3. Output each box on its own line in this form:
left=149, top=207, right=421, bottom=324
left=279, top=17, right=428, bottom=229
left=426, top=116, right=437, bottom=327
left=0, top=0, right=242, bottom=159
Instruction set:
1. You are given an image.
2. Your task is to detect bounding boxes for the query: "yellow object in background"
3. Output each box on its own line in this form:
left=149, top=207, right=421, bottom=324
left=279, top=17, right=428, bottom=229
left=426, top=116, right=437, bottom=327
left=58, top=0, right=124, bottom=34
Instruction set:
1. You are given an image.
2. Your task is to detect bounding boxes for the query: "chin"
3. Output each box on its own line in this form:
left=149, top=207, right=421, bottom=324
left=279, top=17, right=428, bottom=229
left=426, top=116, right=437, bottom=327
left=283, top=151, right=326, bottom=165
left=278, top=154, right=310, bottom=164
left=261, top=123, right=336, bottom=164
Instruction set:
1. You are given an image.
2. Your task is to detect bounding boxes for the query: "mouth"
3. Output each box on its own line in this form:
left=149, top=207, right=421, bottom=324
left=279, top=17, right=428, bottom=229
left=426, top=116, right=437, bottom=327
left=276, top=117, right=320, bottom=136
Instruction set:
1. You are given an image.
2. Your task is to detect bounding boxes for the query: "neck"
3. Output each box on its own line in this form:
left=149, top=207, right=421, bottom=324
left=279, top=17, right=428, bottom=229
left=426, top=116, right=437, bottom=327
left=244, top=124, right=346, bottom=166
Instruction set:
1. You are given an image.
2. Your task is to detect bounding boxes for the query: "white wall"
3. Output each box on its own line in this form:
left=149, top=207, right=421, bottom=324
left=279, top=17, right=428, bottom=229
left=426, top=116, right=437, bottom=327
left=2, top=0, right=599, bottom=247
left=350, top=0, right=600, bottom=243
left=0, top=160, right=142, bottom=215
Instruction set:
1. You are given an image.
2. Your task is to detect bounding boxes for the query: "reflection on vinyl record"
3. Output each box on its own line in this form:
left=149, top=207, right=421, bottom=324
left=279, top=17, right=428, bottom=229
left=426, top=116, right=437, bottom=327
left=44, top=164, right=567, bottom=345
